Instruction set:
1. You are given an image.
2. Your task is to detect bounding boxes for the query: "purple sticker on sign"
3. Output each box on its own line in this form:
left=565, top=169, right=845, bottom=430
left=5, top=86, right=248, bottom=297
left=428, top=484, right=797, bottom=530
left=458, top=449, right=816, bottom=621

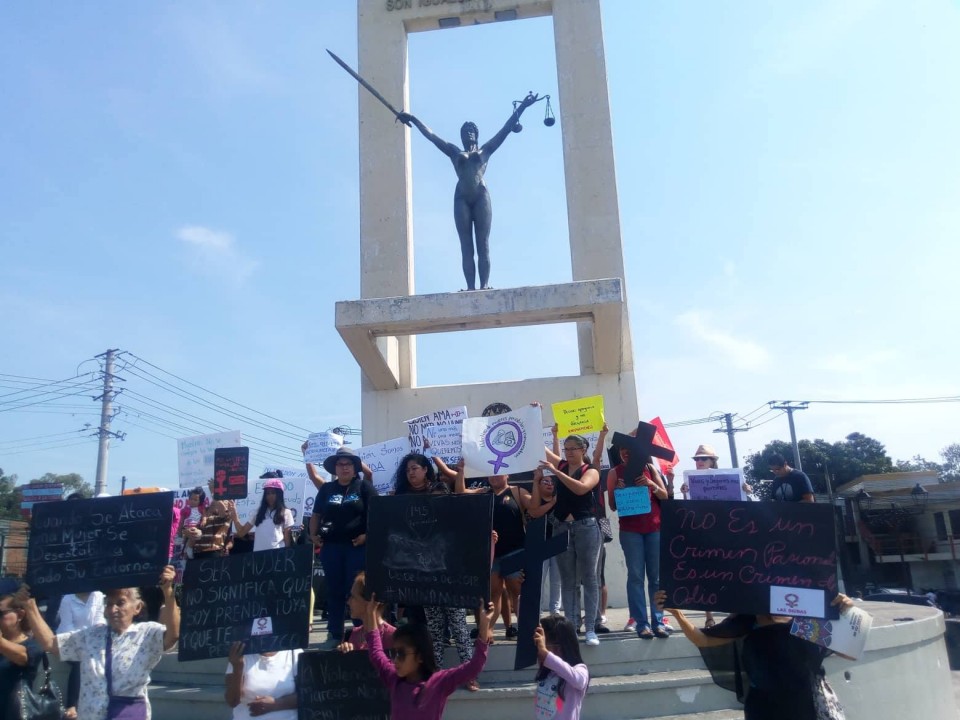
left=485, top=420, right=523, bottom=474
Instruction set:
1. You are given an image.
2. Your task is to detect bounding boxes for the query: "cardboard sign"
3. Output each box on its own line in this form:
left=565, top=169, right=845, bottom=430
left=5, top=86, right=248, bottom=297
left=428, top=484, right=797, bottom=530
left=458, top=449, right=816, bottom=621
left=178, top=430, right=242, bottom=489
left=179, top=545, right=312, bottom=661
left=461, top=404, right=543, bottom=477
left=213, top=447, right=249, bottom=500
left=659, top=500, right=838, bottom=618
left=791, top=605, right=873, bottom=659
left=614, top=486, right=652, bottom=516
left=297, top=650, right=390, bottom=720
left=684, top=469, right=748, bottom=501
left=304, top=431, right=344, bottom=465
left=366, top=494, right=493, bottom=608
left=551, top=395, right=605, bottom=437
left=26, top=493, right=174, bottom=596
left=354, top=436, right=411, bottom=495
left=233, top=467, right=310, bottom=527
left=406, top=405, right=468, bottom=465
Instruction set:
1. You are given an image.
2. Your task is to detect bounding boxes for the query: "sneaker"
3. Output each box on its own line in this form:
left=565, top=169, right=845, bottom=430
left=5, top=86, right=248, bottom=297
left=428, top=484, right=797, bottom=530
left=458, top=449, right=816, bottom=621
left=600, top=614, right=607, bottom=624
left=584, top=631, right=600, bottom=646
left=594, top=624, right=611, bottom=634
left=653, top=626, right=670, bottom=639
left=624, top=618, right=637, bottom=632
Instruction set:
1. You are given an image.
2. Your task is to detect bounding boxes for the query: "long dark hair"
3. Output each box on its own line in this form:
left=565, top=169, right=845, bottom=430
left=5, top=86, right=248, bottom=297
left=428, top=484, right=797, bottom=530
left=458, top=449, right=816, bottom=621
left=255, top=486, right=288, bottom=526
left=393, top=453, right=436, bottom=495
left=392, top=622, right=438, bottom=681
left=535, top=615, right=585, bottom=699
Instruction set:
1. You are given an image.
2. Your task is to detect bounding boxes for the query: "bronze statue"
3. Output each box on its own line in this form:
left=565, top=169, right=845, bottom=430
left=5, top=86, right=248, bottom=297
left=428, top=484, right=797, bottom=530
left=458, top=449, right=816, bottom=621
left=398, top=93, right=539, bottom=290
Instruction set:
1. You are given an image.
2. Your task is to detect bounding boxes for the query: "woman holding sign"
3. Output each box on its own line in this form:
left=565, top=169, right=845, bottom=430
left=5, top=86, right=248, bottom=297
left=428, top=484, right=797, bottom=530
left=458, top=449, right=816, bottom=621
left=231, top=473, right=294, bottom=552
left=20, top=565, right=180, bottom=720
left=605, top=439, right=670, bottom=639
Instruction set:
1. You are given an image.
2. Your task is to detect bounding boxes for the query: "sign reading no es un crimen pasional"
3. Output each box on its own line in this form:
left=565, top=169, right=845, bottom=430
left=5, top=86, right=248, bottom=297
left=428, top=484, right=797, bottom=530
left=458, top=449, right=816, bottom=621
left=659, top=500, right=839, bottom=619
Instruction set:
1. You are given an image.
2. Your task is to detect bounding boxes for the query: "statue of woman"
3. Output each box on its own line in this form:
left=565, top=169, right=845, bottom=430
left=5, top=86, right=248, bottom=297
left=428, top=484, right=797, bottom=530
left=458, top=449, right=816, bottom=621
left=398, top=92, right=540, bottom=290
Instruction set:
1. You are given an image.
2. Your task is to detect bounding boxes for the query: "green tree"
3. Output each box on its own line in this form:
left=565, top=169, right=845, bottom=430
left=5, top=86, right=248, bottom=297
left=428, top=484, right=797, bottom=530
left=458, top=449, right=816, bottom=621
left=895, top=455, right=943, bottom=474
left=31, top=472, right=92, bottom=498
left=0, top=468, right=21, bottom=520
left=941, top=444, right=960, bottom=483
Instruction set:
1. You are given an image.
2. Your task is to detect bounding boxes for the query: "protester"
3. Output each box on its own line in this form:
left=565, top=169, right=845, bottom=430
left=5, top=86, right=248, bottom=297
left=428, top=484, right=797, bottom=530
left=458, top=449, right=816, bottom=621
left=337, top=572, right=395, bottom=653
left=0, top=579, right=44, bottom=719
left=606, top=439, right=670, bottom=639
left=455, top=463, right=530, bottom=640
left=309, top=447, right=377, bottom=648
left=192, top=489, right=235, bottom=559
left=232, top=472, right=294, bottom=552
left=57, top=590, right=106, bottom=718
left=178, top=486, right=208, bottom=559
left=768, top=453, right=815, bottom=503
left=301, top=439, right=375, bottom=492
left=21, top=566, right=180, bottom=720
left=656, top=589, right=855, bottom=720
left=541, top=435, right=602, bottom=646
left=533, top=615, right=590, bottom=720
left=225, top=640, right=300, bottom=720
left=529, top=469, right=562, bottom=615
left=363, top=593, right=494, bottom=720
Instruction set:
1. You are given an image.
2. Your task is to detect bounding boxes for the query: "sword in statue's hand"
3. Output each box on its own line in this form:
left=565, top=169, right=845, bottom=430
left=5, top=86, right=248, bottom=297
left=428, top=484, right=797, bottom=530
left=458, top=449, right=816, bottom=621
left=327, top=49, right=409, bottom=125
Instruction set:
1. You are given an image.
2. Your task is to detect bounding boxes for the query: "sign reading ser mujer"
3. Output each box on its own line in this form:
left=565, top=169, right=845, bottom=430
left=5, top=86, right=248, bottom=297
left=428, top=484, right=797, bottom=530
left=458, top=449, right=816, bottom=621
left=659, top=500, right=838, bottom=619
left=26, top=493, right=174, bottom=596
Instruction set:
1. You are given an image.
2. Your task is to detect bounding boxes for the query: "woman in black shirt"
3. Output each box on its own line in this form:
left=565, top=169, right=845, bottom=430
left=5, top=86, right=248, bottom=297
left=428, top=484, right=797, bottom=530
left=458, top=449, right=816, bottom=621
left=0, top=581, right=44, bottom=719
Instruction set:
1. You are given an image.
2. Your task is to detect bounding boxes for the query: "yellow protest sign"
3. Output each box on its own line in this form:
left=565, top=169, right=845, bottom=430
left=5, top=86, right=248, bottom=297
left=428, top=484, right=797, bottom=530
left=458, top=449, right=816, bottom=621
left=552, top=395, right=605, bottom=437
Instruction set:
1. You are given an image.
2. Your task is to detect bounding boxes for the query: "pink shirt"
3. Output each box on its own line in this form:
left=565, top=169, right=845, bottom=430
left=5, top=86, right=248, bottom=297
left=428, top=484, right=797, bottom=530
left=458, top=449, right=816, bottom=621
left=366, top=628, right=488, bottom=720
left=535, top=652, right=590, bottom=720
left=349, top=622, right=395, bottom=650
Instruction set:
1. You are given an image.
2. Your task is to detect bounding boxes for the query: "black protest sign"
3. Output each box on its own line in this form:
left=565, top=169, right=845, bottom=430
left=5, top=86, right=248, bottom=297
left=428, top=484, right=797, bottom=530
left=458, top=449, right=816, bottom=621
left=660, top=500, right=839, bottom=619
left=366, top=494, right=493, bottom=608
left=499, top=515, right=568, bottom=669
left=26, top=492, right=174, bottom=596
left=179, top=545, right=312, bottom=661
left=297, top=650, right=390, bottom=720
left=214, top=446, right=249, bottom=500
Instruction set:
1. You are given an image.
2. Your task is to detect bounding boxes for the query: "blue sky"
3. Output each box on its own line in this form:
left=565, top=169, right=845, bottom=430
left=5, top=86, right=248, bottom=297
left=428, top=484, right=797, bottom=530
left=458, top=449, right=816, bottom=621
left=2, top=1, right=959, bottom=492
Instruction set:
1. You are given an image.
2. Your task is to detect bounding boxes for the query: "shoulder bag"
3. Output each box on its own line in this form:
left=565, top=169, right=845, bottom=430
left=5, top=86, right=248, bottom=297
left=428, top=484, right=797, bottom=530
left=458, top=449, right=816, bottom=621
left=14, top=650, right=62, bottom=720
left=105, top=631, right=148, bottom=720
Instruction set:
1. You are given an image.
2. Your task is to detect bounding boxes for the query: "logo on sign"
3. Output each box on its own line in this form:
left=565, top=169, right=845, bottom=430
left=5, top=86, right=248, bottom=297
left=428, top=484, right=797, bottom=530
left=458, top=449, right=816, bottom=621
left=485, top=420, right=524, bottom=474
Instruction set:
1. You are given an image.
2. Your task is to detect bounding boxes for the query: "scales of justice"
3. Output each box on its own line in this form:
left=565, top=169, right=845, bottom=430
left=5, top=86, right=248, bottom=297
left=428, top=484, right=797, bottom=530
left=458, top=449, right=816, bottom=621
left=330, top=49, right=555, bottom=291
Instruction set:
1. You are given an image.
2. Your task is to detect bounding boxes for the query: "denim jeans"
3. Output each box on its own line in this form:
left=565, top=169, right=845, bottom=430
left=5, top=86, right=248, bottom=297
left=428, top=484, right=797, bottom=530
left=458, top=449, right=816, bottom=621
left=620, top=530, right=662, bottom=629
left=556, top=517, right=602, bottom=631
left=320, top=541, right=366, bottom=641
left=541, top=556, right=561, bottom=613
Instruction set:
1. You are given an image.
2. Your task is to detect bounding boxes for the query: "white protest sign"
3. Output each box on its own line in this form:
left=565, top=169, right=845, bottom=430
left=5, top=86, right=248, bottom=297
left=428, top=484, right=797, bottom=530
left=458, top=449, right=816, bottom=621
left=233, top=467, right=310, bottom=527
left=304, top=431, right=344, bottom=465
left=406, top=405, right=467, bottom=465
left=177, top=431, right=242, bottom=489
left=683, top=468, right=747, bottom=501
left=461, top=404, right=544, bottom=477
left=354, top=436, right=411, bottom=495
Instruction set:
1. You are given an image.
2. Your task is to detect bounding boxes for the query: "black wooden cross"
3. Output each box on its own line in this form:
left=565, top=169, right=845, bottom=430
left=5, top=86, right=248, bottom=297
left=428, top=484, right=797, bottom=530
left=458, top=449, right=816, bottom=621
left=611, top=421, right=677, bottom=485
left=499, top=515, right=569, bottom=669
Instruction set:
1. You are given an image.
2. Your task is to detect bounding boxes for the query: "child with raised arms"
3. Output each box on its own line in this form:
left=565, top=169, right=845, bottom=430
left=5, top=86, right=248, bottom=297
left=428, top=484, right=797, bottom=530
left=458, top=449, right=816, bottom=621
left=533, top=615, right=590, bottom=719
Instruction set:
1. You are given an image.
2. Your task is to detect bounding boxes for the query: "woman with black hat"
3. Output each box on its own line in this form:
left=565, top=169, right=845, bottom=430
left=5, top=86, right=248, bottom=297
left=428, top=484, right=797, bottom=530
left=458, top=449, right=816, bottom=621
left=309, top=447, right=378, bottom=649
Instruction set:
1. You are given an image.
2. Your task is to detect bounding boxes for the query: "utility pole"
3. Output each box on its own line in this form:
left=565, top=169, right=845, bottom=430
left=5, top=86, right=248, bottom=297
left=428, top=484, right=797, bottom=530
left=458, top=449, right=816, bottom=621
left=93, top=349, right=125, bottom=496
left=769, top=401, right=808, bottom=470
left=713, top=413, right=745, bottom=467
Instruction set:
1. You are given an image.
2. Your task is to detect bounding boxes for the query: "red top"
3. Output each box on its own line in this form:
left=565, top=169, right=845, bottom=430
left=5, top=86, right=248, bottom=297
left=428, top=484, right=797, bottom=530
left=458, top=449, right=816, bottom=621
left=607, top=463, right=661, bottom=534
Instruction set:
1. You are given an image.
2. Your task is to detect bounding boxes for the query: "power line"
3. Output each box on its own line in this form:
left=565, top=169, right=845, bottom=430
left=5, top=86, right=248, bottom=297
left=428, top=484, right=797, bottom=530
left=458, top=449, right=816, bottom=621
left=1, top=438, right=97, bottom=457
left=0, top=430, right=87, bottom=446
left=800, top=396, right=960, bottom=405
left=0, top=373, right=98, bottom=403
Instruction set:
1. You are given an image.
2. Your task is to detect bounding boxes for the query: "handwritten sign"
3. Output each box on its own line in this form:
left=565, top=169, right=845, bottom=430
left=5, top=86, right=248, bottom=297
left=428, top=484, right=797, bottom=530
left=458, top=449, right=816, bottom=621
left=26, top=493, right=174, bottom=596
left=551, top=395, right=604, bottom=437
left=233, top=467, right=310, bottom=527
left=179, top=545, right=312, bottom=661
left=355, top=437, right=411, bottom=495
left=304, top=431, right=344, bottom=465
left=462, top=404, right=543, bottom=477
left=297, top=650, right=390, bottom=720
left=366, top=494, right=493, bottom=608
left=684, top=469, right=747, bottom=501
left=406, top=405, right=467, bottom=465
left=178, top=430, right=242, bottom=489
left=614, top=486, right=652, bottom=516
left=214, top=447, right=249, bottom=500
left=659, top=500, right=838, bottom=618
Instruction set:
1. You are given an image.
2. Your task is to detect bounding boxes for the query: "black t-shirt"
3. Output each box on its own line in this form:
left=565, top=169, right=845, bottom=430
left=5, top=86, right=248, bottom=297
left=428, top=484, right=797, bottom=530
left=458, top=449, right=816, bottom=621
left=491, top=486, right=526, bottom=558
left=553, top=462, right=597, bottom=521
left=314, top=477, right=377, bottom=542
left=771, top=470, right=814, bottom=502
left=0, top=637, right=42, bottom=715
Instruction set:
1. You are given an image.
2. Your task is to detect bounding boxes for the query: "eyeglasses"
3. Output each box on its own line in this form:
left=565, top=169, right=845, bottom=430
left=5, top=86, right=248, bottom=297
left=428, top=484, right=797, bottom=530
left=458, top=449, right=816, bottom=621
left=562, top=447, right=582, bottom=453
left=391, top=648, right=412, bottom=661
left=694, top=457, right=711, bottom=462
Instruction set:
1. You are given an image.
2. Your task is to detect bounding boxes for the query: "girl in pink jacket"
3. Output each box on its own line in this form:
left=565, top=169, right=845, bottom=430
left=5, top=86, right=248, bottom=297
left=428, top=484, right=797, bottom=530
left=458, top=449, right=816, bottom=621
left=534, top=615, right=590, bottom=720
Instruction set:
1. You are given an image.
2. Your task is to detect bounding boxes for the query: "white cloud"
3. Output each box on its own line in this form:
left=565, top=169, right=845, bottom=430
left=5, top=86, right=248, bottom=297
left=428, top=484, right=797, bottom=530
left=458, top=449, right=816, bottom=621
left=676, top=310, right=771, bottom=371
left=176, top=225, right=257, bottom=283
left=814, top=350, right=897, bottom=375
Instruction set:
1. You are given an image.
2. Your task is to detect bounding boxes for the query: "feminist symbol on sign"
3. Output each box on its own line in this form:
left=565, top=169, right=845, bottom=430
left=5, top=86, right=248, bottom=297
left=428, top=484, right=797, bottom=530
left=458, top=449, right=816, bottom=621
left=485, top=420, right=523, bottom=474
left=785, top=593, right=800, bottom=609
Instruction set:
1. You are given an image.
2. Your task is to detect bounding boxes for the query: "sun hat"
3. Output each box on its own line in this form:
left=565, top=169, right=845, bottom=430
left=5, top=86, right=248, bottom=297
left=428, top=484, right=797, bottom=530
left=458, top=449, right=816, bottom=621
left=323, top=447, right=363, bottom=476
left=692, top=444, right=720, bottom=460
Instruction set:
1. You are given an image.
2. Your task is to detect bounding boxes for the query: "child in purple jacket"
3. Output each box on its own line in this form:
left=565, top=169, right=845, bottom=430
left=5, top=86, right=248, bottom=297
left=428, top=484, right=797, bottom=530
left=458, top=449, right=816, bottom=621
left=534, top=615, right=590, bottom=720
left=364, top=594, right=494, bottom=720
